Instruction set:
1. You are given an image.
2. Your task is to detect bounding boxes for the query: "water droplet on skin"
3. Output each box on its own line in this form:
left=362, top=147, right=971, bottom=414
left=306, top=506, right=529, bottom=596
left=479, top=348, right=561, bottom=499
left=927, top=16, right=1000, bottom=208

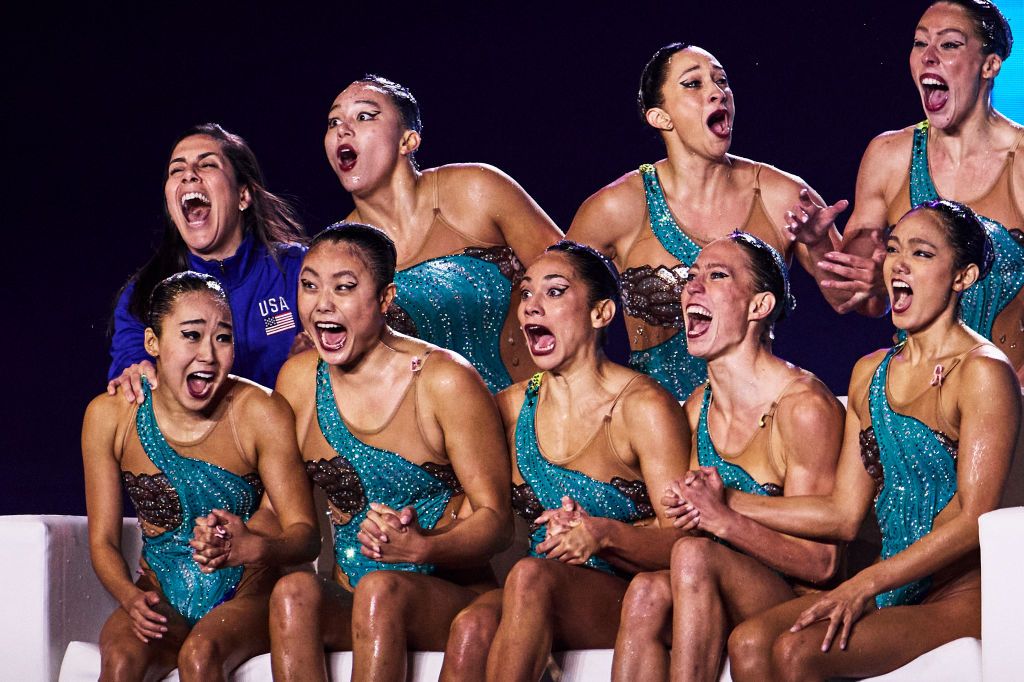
left=1000, top=335, right=1007, bottom=344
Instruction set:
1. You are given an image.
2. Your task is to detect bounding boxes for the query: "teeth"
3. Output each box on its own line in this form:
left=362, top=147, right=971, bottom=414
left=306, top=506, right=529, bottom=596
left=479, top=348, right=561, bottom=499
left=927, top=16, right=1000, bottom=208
left=316, top=322, right=343, bottom=331
left=181, top=191, right=210, bottom=207
left=921, top=77, right=945, bottom=87
left=686, top=304, right=713, bottom=317
left=892, top=280, right=911, bottom=290
left=191, top=372, right=214, bottom=380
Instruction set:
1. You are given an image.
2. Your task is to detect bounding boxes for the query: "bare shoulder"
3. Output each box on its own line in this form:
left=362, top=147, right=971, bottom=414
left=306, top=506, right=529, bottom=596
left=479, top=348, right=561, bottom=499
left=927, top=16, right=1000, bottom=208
left=435, top=162, right=522, bottom=195
left=847, top=347, right=891, bottom=413
left=619, top=371, right=686, bottom=427
left=496, top=378, right=531, bottom=426
left=418, top=346, right=491, bottom=397
left=958, top=343, right=1018, bottom=394
left=276, top=349, right=318, bottom=390
left=861, top=126, right=915, bottom=176
left=567, top=169, right=647, bottom=253
left=775, top=372, right=845, bottom=437
left=229, top=378, right=295, bottom=427
left=83, top=391, right=133, bottom=429
left=681, top=382, right=708, bottom=429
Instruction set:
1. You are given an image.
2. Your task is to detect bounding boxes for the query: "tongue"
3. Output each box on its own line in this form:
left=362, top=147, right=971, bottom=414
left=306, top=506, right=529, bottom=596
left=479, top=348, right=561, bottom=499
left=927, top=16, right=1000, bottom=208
left=321, top=329, right=346, bottom=350
left=533, top=332, right=556, bottom=352
left=186, top=204, right=211, bottom=224
left=925, top=88, right=949, bottom=113
left=187, top=376, right=212, bottom=398
left=687, top=317, right=712, bottom=338
left=709, top=118, right=730, bottom=138
left=893, top=290, right=913, bottom=313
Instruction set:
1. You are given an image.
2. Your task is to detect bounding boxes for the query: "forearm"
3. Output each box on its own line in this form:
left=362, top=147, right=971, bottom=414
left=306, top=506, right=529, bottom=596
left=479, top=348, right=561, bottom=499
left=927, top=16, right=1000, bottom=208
left=729, top=490, right=859, bottom=542
left=246, top=521, right=319, bottom=567
left=419, top=507, right=511, bottom=566
left=92, top=543, right=144, bottom=608
left=714, top=509, right=839, bottom=584
left=595, top=518, right=686, bottom=573
left=856, top=515, right=980, bottom=598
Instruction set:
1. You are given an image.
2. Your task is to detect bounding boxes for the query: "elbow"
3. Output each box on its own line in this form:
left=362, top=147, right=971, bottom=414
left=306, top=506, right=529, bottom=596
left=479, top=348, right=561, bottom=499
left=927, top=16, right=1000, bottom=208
left=835, top=517, right=862, bottom=544
left=491, top=509, right=515, bottom=555
left=791, top=544, right=841, bottom=585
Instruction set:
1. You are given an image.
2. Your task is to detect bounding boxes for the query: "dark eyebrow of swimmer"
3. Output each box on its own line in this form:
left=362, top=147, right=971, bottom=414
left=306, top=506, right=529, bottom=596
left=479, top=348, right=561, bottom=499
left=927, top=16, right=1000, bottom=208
left=678, top=65, right=700, bottom=78
left=169, top=151, right=218, bottom=165
left=907, top=237, right=939, bottom=249
left=180, top=319, right=206, bottom=326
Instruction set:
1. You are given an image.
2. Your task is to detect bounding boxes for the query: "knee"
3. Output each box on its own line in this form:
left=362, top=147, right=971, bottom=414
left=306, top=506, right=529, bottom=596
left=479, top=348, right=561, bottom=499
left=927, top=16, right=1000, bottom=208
left=726, top=620, right=774, bottom=681
left=353, top=570, right=413, bottom=630
left=177, top=634, right=226, bottom=680
left=99, top=642, right=147, bottom=682
left=449, top=602, right=501, bottom=650
left=503, top=557, right=557, bottom=602
left=270, top=571, right=322, bottom=632
left=620, top=571, right=672, bottom=627
left=670, top=536, right=716, bottom=590
left=769, top=630, right=818, bottom=682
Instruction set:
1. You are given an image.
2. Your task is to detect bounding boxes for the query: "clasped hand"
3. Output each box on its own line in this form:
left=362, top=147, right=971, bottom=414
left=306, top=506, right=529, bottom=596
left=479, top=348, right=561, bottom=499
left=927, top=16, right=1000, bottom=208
left=533, top=496, right=601, bottom=565
left=190, top=509, right=257, bottom=573
left=662, top=466, right=730, bottom=534
left=357, top=502, right=426, bottom=563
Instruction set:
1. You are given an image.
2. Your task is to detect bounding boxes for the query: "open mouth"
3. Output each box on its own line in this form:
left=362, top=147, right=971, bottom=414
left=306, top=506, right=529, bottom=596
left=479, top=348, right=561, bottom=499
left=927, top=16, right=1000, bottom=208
left=186, top=371, right=216, bottom=400
left=706, top=110, right=731, bottom=139
left=891, top=279, right=914, bottom=314
left=180, top=191, right=211, bottom=227
left=685, top=304, right=713, bottom=338
left=920, top=75, right=949, bottom=113
left=315, top=321, right=348, bottom=352
left=337, top=145, right=358, bottom=172
left=524, top=324, right=556, bottom=356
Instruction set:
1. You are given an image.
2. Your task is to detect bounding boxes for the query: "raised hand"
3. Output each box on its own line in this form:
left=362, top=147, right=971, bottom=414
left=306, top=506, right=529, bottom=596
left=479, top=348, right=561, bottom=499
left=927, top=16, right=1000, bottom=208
left=818, top=227, right=888, bottom=314
left=106, top=359, right=157, bottom=404
left=785, top=189, right=849, bottom=248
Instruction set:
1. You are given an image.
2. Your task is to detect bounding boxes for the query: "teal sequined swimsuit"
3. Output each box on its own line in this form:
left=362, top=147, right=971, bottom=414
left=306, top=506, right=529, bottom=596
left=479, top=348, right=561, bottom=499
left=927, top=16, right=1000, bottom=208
left=908, top=121, right=1024, bottom=339
left=510, top=373, right=654, bottom=575
left=860, top=346, right=959, bottom=607
left=620, top=164, right=706, bottom=401
left=306, top=359, right=462, bottom=587
left=126, top=381, right=263, bottom=626
left=695, top=385, right=784, bottom=497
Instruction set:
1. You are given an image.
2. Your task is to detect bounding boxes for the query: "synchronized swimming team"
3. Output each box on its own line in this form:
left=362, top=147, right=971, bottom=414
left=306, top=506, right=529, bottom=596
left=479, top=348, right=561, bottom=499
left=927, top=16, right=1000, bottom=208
left=84, top=1, right=1022, bottom=680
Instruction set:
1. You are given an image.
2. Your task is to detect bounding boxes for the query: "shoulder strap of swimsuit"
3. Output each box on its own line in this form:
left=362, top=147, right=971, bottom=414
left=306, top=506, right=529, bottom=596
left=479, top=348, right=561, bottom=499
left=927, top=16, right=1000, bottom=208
left=432, top=170, right=441, bottom=213
left=910, top=122, right=940, bottom=206
left=410, top=350, right=444, bottom=459
left=752, top=162, right=763, bottom=193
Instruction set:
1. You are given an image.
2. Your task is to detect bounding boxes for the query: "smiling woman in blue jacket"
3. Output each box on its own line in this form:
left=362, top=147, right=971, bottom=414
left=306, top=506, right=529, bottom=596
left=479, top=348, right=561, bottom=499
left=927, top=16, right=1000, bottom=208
left=108, top=123, right=307, bottom=400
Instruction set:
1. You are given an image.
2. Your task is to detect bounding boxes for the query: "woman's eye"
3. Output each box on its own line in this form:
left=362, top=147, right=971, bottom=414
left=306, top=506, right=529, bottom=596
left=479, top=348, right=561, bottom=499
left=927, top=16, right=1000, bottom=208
left=715, top=77, right=729, bottom=87
left=885, top=245, right=898, bottom=254
left=300, top=279, right=316, bottom=290
left=520, top=289, right=532, bottom=299
left=709, top=271, right=728, bottom=280
left=327, top=118, right=340, bottom=129
left=912, top=39, right=927, bottom=48
left=941, top=41, right=963, bottom=50
left=913, top=250, right=934, bottom=258
left=547, top=287, right=566, bottom=297
left=336, top=282, right=356, bottom=291
left=357, top=111, right=379, bottom=121
left=216, top=333, right=233, bottom=343
left=182, top=331, right=200, bottom=341
left=169, top=167, right=183, bottom=176
left=681, top=80, right=700, bottom=89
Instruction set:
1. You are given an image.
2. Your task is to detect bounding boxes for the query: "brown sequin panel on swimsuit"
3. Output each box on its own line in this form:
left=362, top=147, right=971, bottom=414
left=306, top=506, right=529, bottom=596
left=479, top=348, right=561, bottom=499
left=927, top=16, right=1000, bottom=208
left=620, top=264, right=688, bottom=328
left=510, top=477, right=653, bottom=531
left=122, top=471, right=264, bottom=532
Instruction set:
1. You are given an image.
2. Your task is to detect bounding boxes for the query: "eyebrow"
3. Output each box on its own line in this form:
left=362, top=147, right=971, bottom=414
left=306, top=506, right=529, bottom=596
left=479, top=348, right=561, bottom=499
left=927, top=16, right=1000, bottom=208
left=907, top=237, right=939, bottom=249
left=329, top=98, right=382, bottom=113
left=678, top=64, right=701, bottom=78
left=179, top=319, right=206, bottom=325
left=301, top=265, right=359, bottom=279
left=169, top=151, right=218, bottom=165
left=695, top=261, right=732, bottom=271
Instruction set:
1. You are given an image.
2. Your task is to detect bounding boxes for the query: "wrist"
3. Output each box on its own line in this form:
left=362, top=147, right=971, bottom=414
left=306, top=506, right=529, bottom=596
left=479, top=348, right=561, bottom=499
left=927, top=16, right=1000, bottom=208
left=408, top=530, right=430, bottom=564
left=709, top=507, right=738, bottom=541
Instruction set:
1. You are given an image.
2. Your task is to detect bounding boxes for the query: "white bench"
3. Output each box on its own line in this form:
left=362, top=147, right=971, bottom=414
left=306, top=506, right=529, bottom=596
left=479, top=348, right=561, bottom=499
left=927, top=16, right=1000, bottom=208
left=2, top=507, right=1021, bottom=681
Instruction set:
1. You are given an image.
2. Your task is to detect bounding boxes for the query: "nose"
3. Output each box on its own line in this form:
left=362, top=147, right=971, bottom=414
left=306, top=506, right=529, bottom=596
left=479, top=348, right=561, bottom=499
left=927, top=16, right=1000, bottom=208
left=522, top=292, right=542, bottom=317
left=334, top=120, right=354, bottom=138
left=890, top=252, right=910, bottom=276
left=197, top=334, right=216, bottom=362
left=684, top=272, right=704, bottom=295
left=921, top=42, right=939, bottom=66
left=315, top=289, right=336, bottom=314
left=182, top=165, right=200, bottom=183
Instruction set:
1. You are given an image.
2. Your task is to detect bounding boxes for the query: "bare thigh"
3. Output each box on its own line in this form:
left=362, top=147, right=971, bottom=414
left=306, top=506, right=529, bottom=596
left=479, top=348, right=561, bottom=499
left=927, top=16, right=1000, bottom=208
left=99, top=604, right=189, bottom=681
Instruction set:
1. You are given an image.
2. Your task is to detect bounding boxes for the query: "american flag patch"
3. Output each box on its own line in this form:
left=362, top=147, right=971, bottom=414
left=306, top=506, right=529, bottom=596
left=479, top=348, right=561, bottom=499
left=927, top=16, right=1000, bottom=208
left=264, top=312, right=296, bottom=336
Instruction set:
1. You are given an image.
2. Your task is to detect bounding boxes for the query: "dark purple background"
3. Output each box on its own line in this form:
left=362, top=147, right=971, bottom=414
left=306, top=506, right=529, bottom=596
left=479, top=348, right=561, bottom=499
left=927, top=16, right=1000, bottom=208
left=4, top=2, right=924, bottom=515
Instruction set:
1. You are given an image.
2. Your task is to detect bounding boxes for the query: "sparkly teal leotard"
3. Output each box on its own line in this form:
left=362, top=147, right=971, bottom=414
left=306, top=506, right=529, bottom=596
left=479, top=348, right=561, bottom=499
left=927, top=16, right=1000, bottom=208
left=908, top=121, right=1024, bottom=339
left=863, top=346, right=958, bottom=607
left=511, top=373, right=654, bottom=575
left=621, top=164, right=706, bottom=401
left=312, top=359, right=460, bottom=586
left=695, top=385, right=784, bottom=497
left=133, top=381, right=262, bottom=626
left=390, top=247, right=521, bottom=394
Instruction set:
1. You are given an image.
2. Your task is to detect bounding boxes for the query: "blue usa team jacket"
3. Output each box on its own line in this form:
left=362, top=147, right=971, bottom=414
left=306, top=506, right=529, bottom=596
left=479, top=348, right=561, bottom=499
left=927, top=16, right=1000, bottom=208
left=109, top=234, right=306, bottom=389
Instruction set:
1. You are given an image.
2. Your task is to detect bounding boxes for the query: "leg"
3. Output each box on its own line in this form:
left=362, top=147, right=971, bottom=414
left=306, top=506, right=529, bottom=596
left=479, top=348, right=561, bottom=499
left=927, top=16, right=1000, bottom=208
left=486, top=557, right=629, bottom=682
left=440, top=589, right=504, bottom=682
left=670, top=537, right=794, bottom=682
left=98, top=605, right=188, bottom=682
left=612, top=571, right=672, bottom=682
left=768, top=580, right=981, bottom=682
left=176, top=591, right=272, bottom=681
left=269, top=571, right=355, bottom=682
left=728, top=596, right=815, bottom=682
left=351, top=570, right=482, bottom=682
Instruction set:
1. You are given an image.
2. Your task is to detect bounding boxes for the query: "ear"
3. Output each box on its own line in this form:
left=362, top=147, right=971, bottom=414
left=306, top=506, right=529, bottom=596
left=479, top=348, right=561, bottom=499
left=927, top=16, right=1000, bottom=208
left=238, top=185, right=252, bottom=212
left=748, top=292, right=777, bottom=323
left=144, top=327, right=160, bottom=358
left=399, top=131, right=422, bottom=157
left=981, top=53, right=1002, bottom=81
left=644, top=106, right=673, bottom=132
left=591, top=298, right=617, bottom=330
left=379, top=282, right=398, bottom=312
left=952, top=263, right=980, bottom=293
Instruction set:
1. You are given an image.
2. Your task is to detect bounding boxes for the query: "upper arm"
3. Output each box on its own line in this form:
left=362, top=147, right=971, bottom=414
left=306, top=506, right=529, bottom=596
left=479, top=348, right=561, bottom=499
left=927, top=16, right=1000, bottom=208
left=622, top=382, right=692, bottom=526
left=844, top=131, right=908, bottom=248
left=463, top=165, right=563, bottom=265
left=274, top=350, right=316, bottom=443
left=954, top=352, right=1021, bottom=516
left=244, top=390, right=316, bottom=530
left=108, top=282, right=153, bottom=381
left=758, top=168, right=843, bottom=270
left=775, top=385, right=844, bottom=498
left=426, top=355, right=511, bottom=513
left=82, top=395, right=126, bottom=553
left=566, top=176, right=645, bottom=266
